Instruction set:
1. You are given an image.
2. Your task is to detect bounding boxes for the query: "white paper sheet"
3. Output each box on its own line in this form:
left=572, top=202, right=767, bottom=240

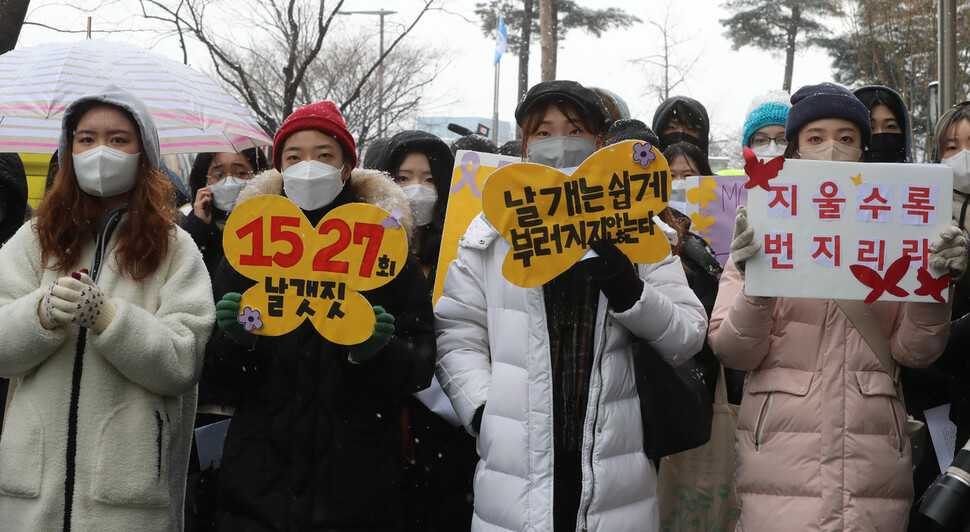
left=925, top=403, right=957, bottom=474
left=195, top=418, right=231, bottom=470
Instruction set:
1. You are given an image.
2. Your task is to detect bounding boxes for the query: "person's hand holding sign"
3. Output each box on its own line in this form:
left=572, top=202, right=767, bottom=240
left=588, top=240, right=644, bottom=313
left=730, top=205, right=761, bottom=279
left=348, top=306, right=395, bottom=364
left=929, top=226, right=968, bottom=281
left=216, top=292, right=256, bottom=347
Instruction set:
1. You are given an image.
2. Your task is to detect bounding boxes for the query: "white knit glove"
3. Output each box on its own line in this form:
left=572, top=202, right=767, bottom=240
left=38, top=271, right=116, bottom=333
left=730, top=205, right=761, bottom=279
left=929, top=226, right=969, bottom=281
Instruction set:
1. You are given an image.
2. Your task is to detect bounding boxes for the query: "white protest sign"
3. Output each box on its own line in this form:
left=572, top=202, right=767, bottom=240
left=744, top=159, right=954, bottom=303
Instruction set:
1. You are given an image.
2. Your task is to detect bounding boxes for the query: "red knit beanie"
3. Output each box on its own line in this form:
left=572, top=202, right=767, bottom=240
left=273, top=101, right=357, bottom=170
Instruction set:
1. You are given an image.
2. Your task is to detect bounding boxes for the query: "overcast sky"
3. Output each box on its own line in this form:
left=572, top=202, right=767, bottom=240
left=15, top=0, right=843, bottom=149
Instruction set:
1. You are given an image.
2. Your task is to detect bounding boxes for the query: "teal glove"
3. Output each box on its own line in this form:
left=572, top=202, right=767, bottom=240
left=216, top=292, right=255, bottom=347
left=348, top=306, right=395, bottom=364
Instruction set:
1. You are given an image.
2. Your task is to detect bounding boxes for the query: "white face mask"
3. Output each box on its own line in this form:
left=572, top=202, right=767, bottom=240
left=282, top=160, right=345, bottom=211
left=668, top=179, right=689, bottom=214
left=72, top=146, right=141, bottom=197
left=797, top=140, right=862, bottom=162
left=944, top=150, right=970, bottom=193
left=209, top=178, right=247, bottom=212
left=751, top=142, right=786, bottom=160
left=401, top=184, right=437, bottom=226
left=527, top=136, right=597, bottom=168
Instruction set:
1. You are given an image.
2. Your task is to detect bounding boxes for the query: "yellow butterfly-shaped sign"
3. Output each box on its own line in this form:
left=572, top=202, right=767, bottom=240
left=690, top=212, right=716, bottom=234
left=223, top=195, right=409, bottom=344
left=686, top=176, right=718, bottom=208
left=481, top=140, right=671, bottom=288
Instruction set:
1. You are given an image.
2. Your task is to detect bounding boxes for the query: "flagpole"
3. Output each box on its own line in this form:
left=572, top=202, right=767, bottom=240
left=492, top=61, right=500, bottom=145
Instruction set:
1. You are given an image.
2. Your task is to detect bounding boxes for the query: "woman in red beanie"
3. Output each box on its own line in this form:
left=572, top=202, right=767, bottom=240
left=203, top=101, right=435, bottom=531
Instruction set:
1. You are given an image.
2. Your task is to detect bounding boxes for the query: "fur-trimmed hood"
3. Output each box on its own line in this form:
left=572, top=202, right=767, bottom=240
left=234, top=167, right=416, bottom=238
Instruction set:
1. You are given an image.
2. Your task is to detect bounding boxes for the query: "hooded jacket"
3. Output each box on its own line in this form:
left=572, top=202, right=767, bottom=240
left=708, top=259, right=950, bottom=531
left=369, top=130, right=454, bottom=277
left=853, top=85, right=913, bottom=163
left=434, top=213, right=707, bottom=532
left=0, top=153, right=28, bottom=246
left=0, top=85, right=215, bottom=532
left=651, top=96, right=710, bottom=155
left=205, top=167, right=435, bottom=531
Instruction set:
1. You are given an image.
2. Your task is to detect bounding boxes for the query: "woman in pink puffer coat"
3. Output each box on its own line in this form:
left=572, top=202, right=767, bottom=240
left=709, top=83, right=964, bottom=531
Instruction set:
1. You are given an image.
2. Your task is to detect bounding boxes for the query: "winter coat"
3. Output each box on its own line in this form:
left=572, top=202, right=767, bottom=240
left=0, top=152, right=28, bottom=246
left=205, top=168, right=434, bottom=532
left=434, top=213, right=708, bottom=532
left=708, top=258, right=951, bottom=532
left=368, top=130, right=454, bottom=271
left=0, top=218, right=215, bottom=532
left=181, top=210, right=227, bottom=277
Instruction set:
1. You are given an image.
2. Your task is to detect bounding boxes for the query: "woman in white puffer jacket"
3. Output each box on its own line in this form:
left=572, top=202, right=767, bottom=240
left=434, top=80, right=707, bottom=532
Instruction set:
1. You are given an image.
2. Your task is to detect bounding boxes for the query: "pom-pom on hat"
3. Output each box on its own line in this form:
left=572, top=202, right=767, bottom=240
left=273, top=101, right=357, bottom=170
left=786, top=82, right=871, bottom=146
left=742, top=90, right=790, bottom=148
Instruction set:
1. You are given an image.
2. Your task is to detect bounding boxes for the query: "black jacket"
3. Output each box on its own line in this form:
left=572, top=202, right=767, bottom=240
left=204, top=169, right=435, bottom=531
left=0, top=153, right=28, bottom=246
left=182, top=210, right=228, bottom=277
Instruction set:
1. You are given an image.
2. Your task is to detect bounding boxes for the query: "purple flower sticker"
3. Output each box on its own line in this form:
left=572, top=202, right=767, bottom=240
left=381, top=207, right=403, bottom=230
left=632, top=142, right=656, bottom=168
left=237, top=306, right=263, bottom=332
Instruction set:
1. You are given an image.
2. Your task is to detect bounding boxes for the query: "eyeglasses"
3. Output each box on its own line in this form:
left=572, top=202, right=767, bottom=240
left=206, top=170, right=255, bottom=185
left=750, top=134, right=789, bottom=147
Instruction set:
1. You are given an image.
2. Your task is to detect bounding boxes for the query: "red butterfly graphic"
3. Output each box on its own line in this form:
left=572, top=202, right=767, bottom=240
left=849, top=255, right=911, bottom=304
left=914, top=267, right=950, bottom=303
left=742, top=146, right=785, bottom=191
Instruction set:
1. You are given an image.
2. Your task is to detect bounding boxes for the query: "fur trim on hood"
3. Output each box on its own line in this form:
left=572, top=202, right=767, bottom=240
left=234, top=167, right=416, bottom=238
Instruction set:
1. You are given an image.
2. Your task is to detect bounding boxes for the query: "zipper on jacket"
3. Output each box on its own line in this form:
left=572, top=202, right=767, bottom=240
left=888, top=399, right=903, bottom=456
left=753, top=393, right=773, bottom=452
left=62, top=206, right=126, bottom=532
left=579, top=315, right=611, bottom=530
left=155, top=410, right=163, bottom=477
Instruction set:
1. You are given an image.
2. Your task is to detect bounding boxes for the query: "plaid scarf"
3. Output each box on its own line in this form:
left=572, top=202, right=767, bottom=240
left=543, top=260, right=599, bottom=454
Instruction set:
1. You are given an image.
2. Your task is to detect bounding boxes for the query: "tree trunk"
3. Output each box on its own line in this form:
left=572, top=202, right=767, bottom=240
left=550, top=0, right=558, bottom=79
left=539, top=0, right=555, bottom=82
left=0, top=0, right=31, bottom=55
left=783, top=5, right=800, bottom=92
left=517, top=0, right=534, bottom=139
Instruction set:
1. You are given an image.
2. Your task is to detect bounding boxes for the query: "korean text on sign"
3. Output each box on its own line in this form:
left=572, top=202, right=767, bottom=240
left=743, top=159, right=953, bottom=303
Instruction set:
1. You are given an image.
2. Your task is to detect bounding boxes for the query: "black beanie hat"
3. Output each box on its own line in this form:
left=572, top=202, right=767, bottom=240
left=786, top=82, right=872, bottom=146
left=514, top=80, right=611, bottom=132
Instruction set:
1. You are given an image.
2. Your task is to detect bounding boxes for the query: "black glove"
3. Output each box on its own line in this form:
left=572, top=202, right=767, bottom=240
left=588, top=240, right=644, bottom=313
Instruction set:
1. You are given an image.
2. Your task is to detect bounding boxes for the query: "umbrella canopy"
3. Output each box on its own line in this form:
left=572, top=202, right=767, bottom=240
left=0, top=39, right=272, bottom=155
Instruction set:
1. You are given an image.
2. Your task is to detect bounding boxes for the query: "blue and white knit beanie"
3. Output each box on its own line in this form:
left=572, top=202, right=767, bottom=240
left=786, top=82, right=872, bottom=146
left=742, top=90, right=791, bottom=148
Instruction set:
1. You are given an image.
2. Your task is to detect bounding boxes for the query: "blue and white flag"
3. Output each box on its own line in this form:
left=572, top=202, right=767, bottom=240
left=494, top=16, right=507, bottom=65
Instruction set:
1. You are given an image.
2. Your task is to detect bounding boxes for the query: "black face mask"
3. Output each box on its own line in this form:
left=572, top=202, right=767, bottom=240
left=659, top=131, right=701, bottom=151
left=868, top=133, right=906, bottom=163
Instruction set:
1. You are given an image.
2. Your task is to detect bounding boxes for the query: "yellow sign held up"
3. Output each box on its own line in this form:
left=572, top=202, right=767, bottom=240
left=482, top=140, right=672, bottom=288
left=223, top=195, right=409, bottom=344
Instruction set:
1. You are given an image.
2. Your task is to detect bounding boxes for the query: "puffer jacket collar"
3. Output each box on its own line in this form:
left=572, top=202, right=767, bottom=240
left=234, top=167, right=416, bottom=239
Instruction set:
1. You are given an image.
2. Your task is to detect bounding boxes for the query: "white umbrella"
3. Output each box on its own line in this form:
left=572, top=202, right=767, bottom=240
left=0, top=39, right=272, bottom=155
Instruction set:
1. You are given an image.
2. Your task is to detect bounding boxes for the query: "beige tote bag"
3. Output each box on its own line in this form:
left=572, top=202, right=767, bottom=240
left=657, top=368, right=740, bottom=532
